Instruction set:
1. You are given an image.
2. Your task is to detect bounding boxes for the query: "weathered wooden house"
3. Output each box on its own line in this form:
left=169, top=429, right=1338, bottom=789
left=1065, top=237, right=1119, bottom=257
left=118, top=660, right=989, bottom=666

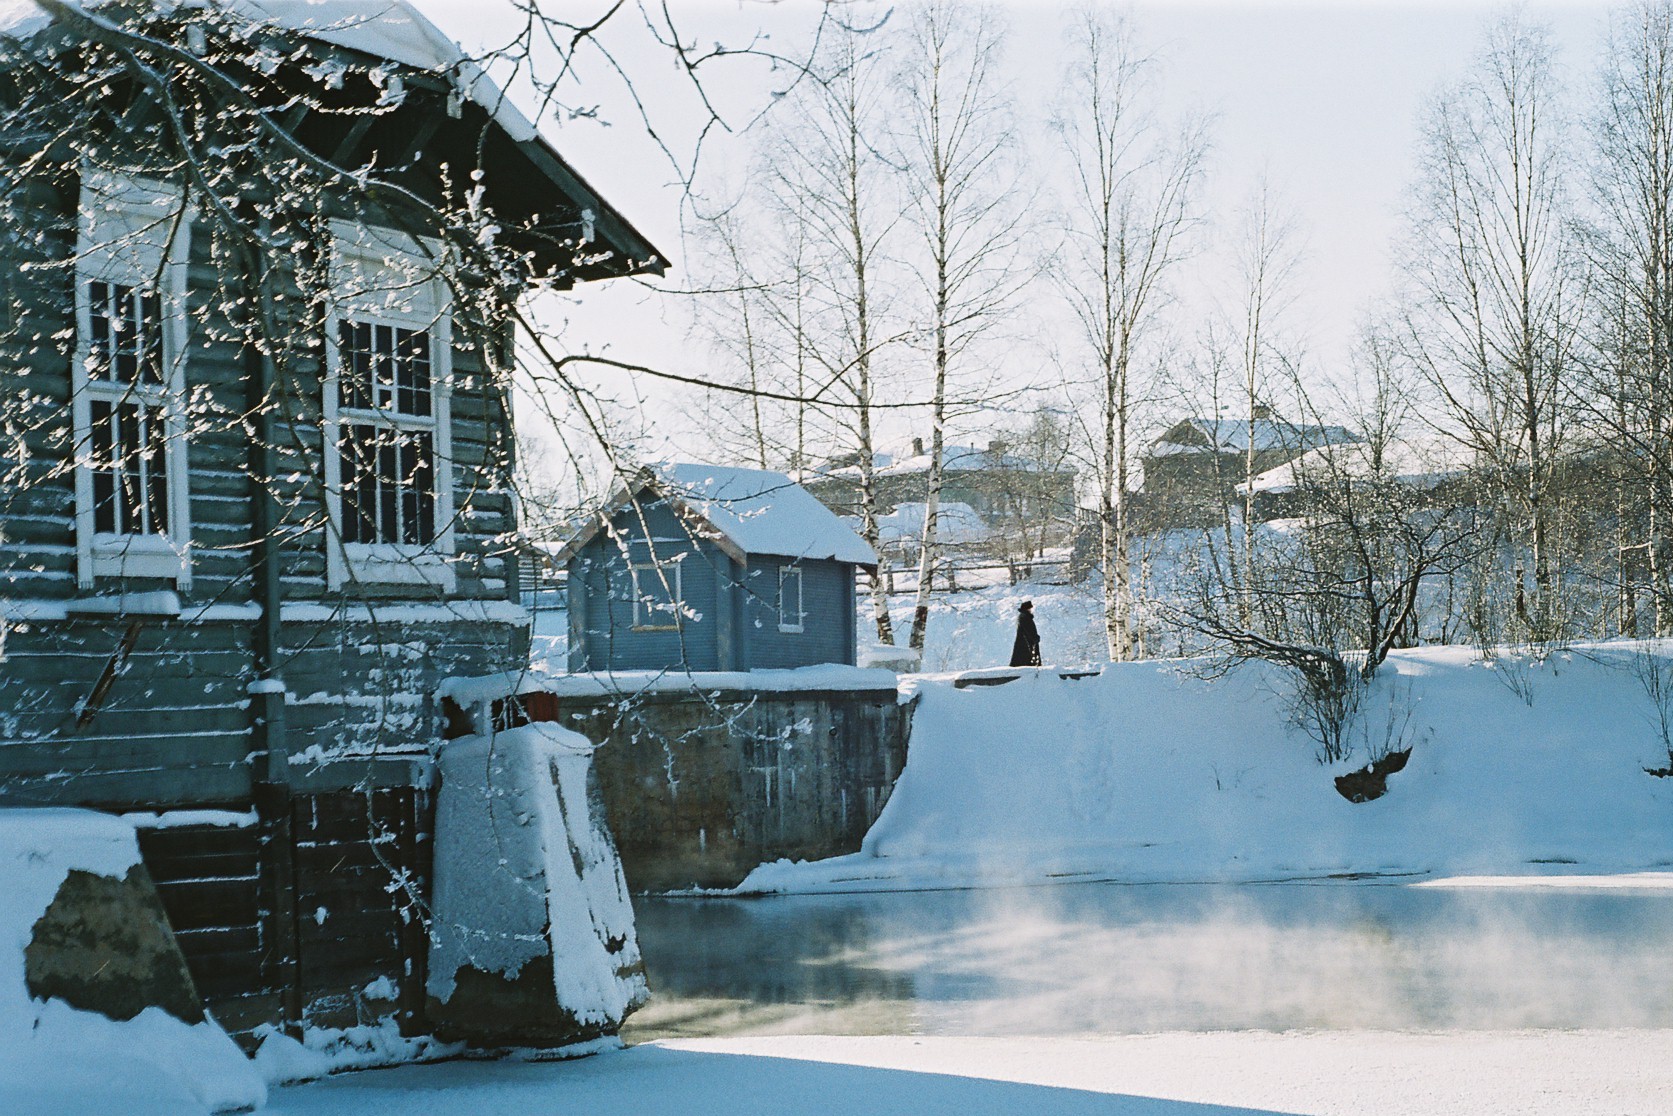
left=0, top=2, right=659, bottom=1045
left=806, top=439, right=1078, bottom=535
left=1142, top=410, right=1360, bottom=526
left=559, top=464, right=879, bottom=673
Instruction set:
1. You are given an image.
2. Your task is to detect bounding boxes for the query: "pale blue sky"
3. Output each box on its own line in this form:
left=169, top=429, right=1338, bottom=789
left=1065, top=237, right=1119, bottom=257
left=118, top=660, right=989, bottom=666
left=410, top=1, right=1614, bottom=469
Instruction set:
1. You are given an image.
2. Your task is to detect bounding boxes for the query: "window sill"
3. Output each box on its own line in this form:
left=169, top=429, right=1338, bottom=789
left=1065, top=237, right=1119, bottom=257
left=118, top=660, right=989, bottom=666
left=65, top=590, right=183, bottom=618
left=88, top=535, right=189, bottom=584
left=340, top=543, right=457, bottom=591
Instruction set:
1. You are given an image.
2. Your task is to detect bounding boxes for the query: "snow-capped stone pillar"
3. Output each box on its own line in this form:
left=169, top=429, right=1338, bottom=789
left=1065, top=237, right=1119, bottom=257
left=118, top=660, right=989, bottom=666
left=426, top=723, right=647, bottom=1048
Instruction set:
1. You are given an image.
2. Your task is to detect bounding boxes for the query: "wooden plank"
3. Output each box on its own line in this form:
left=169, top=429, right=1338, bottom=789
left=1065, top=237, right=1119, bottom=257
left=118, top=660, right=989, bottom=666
left=0, top=731, right=250, bottom=775
left=138, top=829, right=259, bottom=882
left=0, top=763, right=253, bottom=811
left=295, top=932, right=401, bottom=973
left=205, top=990, right=286, bottom=1045
left=151, top=877, right=261, bottom=932
left=292, top=840, right=408, bottom=875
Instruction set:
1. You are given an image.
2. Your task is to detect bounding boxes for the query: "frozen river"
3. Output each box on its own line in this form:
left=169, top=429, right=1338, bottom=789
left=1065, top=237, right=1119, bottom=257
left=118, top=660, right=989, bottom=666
left=622, top=879, right=1673, bottom=1039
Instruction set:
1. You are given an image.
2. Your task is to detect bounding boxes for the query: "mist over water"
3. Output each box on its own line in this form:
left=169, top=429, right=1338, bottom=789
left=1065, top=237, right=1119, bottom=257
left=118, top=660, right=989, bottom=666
left=623, top=881, right=1673, bottom=1040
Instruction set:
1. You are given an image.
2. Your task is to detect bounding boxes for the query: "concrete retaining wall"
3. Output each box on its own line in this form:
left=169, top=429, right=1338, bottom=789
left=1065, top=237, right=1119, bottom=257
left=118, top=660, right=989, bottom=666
left=526, top=686, right=912, bottom=892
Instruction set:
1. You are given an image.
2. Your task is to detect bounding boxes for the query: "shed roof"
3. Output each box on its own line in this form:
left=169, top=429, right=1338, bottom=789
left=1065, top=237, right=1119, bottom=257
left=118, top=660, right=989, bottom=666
left=553, top=463, right=879, bottom=568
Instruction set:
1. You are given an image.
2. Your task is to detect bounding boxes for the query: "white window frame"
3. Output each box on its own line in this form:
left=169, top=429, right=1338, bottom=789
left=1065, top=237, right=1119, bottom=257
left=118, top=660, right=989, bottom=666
left=778, top=565, right=804, bottom=633
left=630, top=558, right=683, bottom=631
left=71, top=173, right=193, bottom=590
left=322, top=221, right=456, bottom=592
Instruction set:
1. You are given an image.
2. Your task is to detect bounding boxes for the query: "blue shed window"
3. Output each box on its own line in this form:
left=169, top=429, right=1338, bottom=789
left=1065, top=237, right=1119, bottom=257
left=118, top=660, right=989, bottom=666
left=778, top=566, right=804, bottom=633
left=631, top=559, right=683, bottom=630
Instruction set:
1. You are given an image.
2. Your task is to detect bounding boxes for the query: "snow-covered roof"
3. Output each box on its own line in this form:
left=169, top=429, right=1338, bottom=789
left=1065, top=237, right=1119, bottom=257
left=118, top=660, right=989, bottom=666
left=0, top=1, right=538, bottom=142
left=1243, top=437, right=1474, bottom=495
left=231, top=1, right=539, bottom=142
left=818, top=444, right=1064, bottom=482
left=0, top=0, right=664, bottom=278
left=657, top=463, right=878, bottom=564
left=551, top=463, right=879, bottom=568
left=876, top=502, right=990, bottom=546
left=1149, top=418, right=1359, bottom=458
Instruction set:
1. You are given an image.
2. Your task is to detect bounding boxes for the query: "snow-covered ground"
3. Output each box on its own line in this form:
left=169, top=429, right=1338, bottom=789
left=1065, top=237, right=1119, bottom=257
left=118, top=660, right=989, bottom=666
left=885, top=579, right=1115, bottom=671
left=742, top=642, right=1673, bottom=893
left=0, top=810, right=266, bottom=1116
left=17, top=599, right=1673, bottom=1112
left=262, top=1031, right=1673, bottom=1115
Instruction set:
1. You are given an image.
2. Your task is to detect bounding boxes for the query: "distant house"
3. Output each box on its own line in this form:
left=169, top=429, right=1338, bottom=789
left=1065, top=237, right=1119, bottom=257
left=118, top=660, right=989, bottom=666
left=557, top=465, right=879, bottom=673
left=873, top=501, right=990, bottom=564
left=1143, top=409, right=1360, bottom=525
left=1241, top=437, right=1475, bottom=521
left=805, top=439, right=1077, bottom=534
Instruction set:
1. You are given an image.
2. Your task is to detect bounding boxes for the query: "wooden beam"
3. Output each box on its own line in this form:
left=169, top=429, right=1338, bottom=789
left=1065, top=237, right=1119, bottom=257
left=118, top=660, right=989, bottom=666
left=75, top=620, right=144, bottom=731
left=390, top=113, right=442, bottom=171
left=329, top=114, right=376, bottom=168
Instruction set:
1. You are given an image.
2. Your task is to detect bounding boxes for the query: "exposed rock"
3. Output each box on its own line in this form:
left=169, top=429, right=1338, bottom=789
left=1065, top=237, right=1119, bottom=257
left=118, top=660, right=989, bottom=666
left=1334, top=748, right=1413, bottom=803
left=26, top=864, right=204, bottom=1024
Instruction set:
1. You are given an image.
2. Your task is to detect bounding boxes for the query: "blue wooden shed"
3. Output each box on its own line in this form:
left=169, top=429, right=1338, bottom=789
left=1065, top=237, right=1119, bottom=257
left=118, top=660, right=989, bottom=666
left=558, top=464, right=879, bottom=673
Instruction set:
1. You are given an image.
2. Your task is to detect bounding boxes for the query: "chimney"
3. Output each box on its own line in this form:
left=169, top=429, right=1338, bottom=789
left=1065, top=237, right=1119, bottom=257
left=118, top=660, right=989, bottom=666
left=912, top=437, right=924, bottom=456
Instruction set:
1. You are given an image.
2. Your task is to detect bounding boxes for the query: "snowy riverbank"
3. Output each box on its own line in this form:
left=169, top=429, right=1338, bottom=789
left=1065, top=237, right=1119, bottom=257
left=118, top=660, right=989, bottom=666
left=741, top=643, right=1673, bottom=893
left=263, top=1031, right=1673, bottom=1116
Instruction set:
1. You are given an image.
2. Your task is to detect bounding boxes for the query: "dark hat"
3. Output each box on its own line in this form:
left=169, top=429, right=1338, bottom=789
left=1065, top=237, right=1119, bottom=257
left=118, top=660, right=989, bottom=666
left=1020, top=601, right=1033, bottom=610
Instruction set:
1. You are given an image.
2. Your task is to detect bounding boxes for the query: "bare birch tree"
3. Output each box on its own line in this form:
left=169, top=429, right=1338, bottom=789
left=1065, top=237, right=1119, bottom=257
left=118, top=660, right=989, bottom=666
left=1402, top=10, right=1581, bottom=640
left=764, top=21, right=904, bottom=644
left=1583, top=0, right=1673, bottom=634
left=894, top=1, right=1027, bottom=653
left=1053, top=7, right=1205, bottom=661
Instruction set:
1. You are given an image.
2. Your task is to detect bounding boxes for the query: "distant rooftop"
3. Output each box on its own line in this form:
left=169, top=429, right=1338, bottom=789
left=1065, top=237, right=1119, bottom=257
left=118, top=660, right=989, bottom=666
left=817, top=442, right=1068, bottom=481
left=1149, top=417, right=1360, bottom=458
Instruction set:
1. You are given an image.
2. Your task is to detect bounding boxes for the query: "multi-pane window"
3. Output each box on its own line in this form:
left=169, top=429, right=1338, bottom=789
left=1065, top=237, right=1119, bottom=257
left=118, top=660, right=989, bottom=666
left=72, top=174, right=191, bottom=589
left=323, top=224, right=454, bottom=591
left=86, top=282, right=170, bottom=537
left=336, top=320, right=436, bottom=546
left=778, top=565, right=804, bottom=633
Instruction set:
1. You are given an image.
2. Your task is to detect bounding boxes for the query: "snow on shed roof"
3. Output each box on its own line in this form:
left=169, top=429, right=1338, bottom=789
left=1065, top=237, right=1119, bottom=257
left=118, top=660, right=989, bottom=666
left=551, top=463, right=879, bottom=568
left=656, top=463, right=878, bottom=565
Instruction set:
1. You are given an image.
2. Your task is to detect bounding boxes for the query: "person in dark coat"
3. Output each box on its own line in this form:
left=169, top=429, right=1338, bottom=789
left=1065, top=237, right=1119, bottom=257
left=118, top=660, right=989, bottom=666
left=1010, top=600, right=1042, bottom=667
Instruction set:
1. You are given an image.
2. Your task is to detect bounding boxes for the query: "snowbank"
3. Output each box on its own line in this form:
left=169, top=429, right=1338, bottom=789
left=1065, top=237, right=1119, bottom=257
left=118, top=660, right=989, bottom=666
left=261, top=1031, right=1673, bottom=1116
left=253, top=1018, right=462, bottom=1086
left=0, top=809, right=265, bottom=1115
left=741, top=644, right=1673, bottom=893
left=889, top=582, right=1116, bottom=673
left=428, top=723, right=646, bottom=1044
